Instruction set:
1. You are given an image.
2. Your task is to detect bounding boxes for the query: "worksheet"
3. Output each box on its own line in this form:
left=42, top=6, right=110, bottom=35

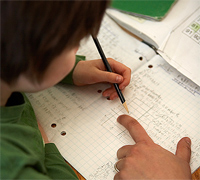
left=27, top=15, right=200, bottom=180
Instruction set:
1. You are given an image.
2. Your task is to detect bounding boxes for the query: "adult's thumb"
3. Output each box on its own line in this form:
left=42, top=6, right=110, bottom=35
left=175, top=137, right=191, bottom=163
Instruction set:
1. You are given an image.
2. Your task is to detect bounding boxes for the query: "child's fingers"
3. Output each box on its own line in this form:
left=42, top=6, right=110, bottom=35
left=102, top=86, right=125, bottom=100
left=107, top=58, right=131, bottom=88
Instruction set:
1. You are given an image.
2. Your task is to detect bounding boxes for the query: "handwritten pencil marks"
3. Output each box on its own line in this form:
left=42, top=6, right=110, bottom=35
left=26, top=15, right=200, bottom=179
left=88, top=161, right=115, bottom=180
left=98, top=56, right=200, bottom=173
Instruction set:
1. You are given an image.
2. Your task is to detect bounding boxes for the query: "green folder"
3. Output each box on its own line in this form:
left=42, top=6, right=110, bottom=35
left=110, top=0, right=177, bottom=21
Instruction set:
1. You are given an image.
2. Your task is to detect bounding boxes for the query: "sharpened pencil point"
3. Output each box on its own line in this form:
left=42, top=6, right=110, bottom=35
left=123, top=102, right=129, bottom=113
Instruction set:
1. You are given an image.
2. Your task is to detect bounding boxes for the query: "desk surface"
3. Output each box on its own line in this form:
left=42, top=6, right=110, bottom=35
left=192, top=167, right=200, bottom=180
left=67, top=161, right=200, bottom=180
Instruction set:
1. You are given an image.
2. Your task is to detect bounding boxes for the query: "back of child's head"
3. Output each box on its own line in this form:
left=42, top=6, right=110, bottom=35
left=1, top=1, right=110, bottom=84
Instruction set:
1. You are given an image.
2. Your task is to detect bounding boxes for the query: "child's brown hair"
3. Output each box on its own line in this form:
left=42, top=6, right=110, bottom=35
left=1, top=1, right=110, bottom=84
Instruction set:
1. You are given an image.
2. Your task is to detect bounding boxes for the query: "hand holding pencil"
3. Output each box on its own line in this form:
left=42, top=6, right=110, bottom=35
left=92, top=37, right=129, bottom=112
left=72, top=39, right=131, bottom=112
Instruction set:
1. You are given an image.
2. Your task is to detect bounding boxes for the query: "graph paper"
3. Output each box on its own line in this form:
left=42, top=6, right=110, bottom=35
left=27, top=15, right=200, bottom=180
left=27, top=55, right=200, bottom=179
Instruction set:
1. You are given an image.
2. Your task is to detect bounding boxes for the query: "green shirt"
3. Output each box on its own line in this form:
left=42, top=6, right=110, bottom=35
left=0, top=55, right=85, bottom=179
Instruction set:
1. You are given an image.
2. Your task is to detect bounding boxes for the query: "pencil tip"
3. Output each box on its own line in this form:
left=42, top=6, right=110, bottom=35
left=123, top=102, right=129, bottom=113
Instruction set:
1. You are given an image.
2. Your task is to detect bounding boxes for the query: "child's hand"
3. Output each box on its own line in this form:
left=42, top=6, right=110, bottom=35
left=114, top=115, right=192, bottom=180
left=73, top=58, right=131, bottom=100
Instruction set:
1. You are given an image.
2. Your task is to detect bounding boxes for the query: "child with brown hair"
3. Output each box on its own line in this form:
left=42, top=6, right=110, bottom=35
left=1, top=1, right=192, bottom=180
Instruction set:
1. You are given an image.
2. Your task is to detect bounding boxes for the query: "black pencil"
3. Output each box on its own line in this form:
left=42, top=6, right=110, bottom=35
left=92, top=36, right=129, bottom=113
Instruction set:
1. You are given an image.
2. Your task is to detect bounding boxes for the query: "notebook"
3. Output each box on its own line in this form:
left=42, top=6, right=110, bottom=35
left=27, top=14, right=200, bottom=180
left=107, top=0, right=200, bottom=86
left=110, top=0, right=177, bottom=21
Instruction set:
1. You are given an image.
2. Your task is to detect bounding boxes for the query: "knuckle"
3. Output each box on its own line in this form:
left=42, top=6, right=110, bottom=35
left=117, top=145, right=126, bottom=153
left=107, top=57, right=114, bottom=61
left=106, top=72, right=114, bottom=80
left=124, top=157, right=134, bottom=166
left=128, top=146, right=140, bottom=156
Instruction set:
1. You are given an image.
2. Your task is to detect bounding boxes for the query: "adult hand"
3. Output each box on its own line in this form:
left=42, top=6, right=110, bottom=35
left=114, top=115, right=192, bottom=180
left=73, top=58, right=131, bottom=100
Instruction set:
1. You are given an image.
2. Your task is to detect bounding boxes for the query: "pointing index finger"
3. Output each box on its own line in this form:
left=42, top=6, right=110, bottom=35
left=117, top=115, right=154, bottom=144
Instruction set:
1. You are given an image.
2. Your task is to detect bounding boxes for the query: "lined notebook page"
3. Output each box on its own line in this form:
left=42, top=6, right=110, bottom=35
left=27, top=55, right=200, bottom=179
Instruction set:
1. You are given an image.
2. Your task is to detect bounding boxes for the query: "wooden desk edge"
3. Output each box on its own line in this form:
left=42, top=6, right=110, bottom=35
left=192, top=167, right=200, bottom=180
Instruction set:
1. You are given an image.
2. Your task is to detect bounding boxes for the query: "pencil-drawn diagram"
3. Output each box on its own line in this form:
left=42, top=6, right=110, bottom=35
left=100, top=98, right=154, bottom=144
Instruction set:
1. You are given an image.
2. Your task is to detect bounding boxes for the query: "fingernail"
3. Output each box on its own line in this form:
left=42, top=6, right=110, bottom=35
left=185, top=137, right=191, bottom=146
left=116, top=76, right=122, bottom=82
left=117, top=115, right=123, bottom=123
left=121, top=86, right=125, bottom=90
